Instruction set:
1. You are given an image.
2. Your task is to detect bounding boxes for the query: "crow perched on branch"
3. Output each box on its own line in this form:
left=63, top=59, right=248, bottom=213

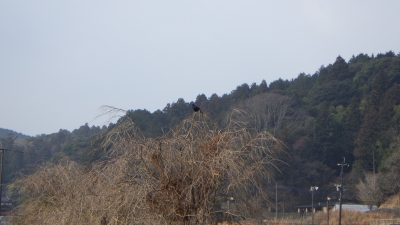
left=192, top=104, right=203, bottom=114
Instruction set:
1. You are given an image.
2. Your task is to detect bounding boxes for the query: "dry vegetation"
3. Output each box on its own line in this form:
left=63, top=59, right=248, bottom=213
left=313, top=209, right=398, bottom=225
left=10, top=109, right=284, bottom=224
left=258, top=210, right=400, bottom=225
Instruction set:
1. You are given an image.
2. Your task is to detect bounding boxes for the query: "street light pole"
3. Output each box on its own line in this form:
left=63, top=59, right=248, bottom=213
left=327, top=197, right=330, bottom=225
left=310, top=186, right=318, bottom=225
left=227, top=197, right=234, bottom=221
left=337, top=157, right=348, bottom=225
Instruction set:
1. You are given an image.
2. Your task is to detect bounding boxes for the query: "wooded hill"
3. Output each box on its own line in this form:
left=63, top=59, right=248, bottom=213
left=0, top=128, right=31, bottom=139
left=2, top=51, right=400, bottom=211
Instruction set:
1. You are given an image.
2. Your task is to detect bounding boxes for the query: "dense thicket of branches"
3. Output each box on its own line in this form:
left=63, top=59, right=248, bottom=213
left=11, top=110, right=283, bottom=224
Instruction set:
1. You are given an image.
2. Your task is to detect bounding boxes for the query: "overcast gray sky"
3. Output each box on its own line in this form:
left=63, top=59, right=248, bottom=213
left=1, top=1, right=400, bottom=136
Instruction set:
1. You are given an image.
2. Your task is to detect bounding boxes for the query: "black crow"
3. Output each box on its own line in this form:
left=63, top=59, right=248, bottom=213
left=192, top=104, right=203, bottom=114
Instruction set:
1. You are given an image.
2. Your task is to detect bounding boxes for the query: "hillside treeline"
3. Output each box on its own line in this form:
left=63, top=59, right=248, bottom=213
left=2, top=51, right=400, bottom=216
left=127, top=51, right=400, bottom=192
left=0, top=123, right=108, bottom=183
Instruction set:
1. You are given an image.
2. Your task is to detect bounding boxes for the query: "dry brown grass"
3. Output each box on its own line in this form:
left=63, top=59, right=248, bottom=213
left=10, top=109, right=284, bottom=225
left=238, top=209, right=400, bottom=225
left=216, top=211, right=399, bottom=225
left=314, top=210, right=397, bottom=225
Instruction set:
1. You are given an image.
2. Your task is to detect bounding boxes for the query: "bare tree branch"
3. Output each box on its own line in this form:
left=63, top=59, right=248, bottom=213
left=11, top=108, right=285, bottom=224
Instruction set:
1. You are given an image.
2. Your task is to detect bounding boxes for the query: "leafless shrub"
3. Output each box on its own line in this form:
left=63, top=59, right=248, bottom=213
left=380, top=150, right=400, bottom=195
left=356, top=173, right=385, bottom=208
left=11, top=109, right=284, bottom=224
left=234, top=93, right=307, bottom=137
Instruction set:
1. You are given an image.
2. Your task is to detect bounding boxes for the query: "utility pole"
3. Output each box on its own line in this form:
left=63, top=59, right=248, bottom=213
left=337, top=157, right=348, bottom=225
left=310, top=186, right=318, bottom=225
left=0, top=149, right=5, bottom=212
left=275, top=182, right=278, bottom=220
left=372, top=147, right=376, bottom=175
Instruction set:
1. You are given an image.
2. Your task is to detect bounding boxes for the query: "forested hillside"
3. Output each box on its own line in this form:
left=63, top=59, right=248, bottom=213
left=0, top=124, right=108, bottom=184
left=0, top=128, right=31, bottom=139
left=2, top=51, right=400, bottom=216
left=122, top=51, right=400, bottom=207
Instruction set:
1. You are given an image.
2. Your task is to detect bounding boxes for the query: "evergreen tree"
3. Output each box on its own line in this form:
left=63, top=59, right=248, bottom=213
left=249, top=82, right=258, bottom=97
left=259, top=79, right=268, bottom=93
left=0, top=134, right=23, bottom=182
left=354, top=71, right=388, bottom=173
left=325, top=56, right=350, bottom=82
left=287, top=73, right=314, bottom=99
left=378, top=84, right=400, bottom=131
left=368, top=71, right=388, bottom=111
left=269, top=78, right=289, bottom=92
left=195, top=94, right=207, bottom=107
left=342, top=97, right=361, bottom=164
left=230, top=83, right=250, bottom=102
left=311, top=102, right=345, bottom=168
left=348, top=53, right=371, bottom=64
